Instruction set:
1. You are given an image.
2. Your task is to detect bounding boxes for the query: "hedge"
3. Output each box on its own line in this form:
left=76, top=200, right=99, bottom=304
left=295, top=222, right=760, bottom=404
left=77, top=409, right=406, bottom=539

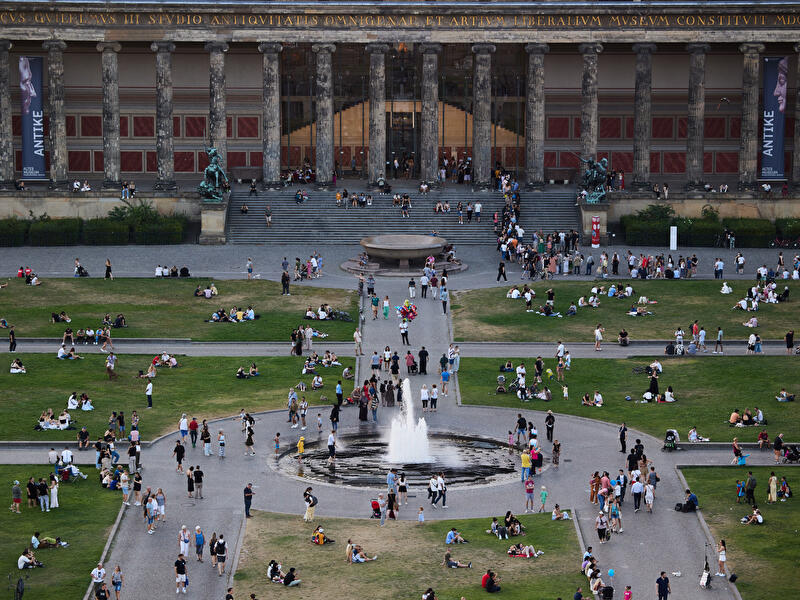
left=775, top=218, right=800, bottom=241
left=28, top=218, right=82, bottom=246
left=133, top=218, right=185, bottom=245
left=82, top=218, right=130, bottom=245
left=674, top=218, right=720, bottom=247
left=623, top=219, right=670, bottom=246
left=0, top=218, right=30, bottom=247
left=721, top=218, right=776, bottom=248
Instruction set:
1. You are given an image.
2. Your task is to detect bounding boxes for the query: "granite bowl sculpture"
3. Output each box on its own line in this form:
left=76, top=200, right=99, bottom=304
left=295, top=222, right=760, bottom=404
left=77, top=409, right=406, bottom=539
left=360, top=234, right=446, bottom=266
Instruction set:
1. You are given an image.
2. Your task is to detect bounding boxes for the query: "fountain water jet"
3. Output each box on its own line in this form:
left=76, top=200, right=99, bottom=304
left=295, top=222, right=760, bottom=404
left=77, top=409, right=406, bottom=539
left=386, top=378, right=431, bottom=463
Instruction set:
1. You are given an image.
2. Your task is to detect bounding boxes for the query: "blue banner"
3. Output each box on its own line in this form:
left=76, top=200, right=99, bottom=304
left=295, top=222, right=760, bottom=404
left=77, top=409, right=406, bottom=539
left=18, top=56, right=46, bottom=180
left=760, top=56, right=788, bottom=181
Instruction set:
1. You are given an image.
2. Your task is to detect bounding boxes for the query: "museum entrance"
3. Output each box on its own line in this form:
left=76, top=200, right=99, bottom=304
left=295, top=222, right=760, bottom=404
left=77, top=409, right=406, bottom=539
left=386, top=45, right=420, bottom=179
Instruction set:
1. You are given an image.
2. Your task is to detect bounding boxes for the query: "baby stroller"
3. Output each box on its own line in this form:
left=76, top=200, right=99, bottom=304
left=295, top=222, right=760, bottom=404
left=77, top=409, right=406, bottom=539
left=75, top=265, right=89, bottom=277
left=783, top=445, right=800, bottom=463
left=662, top=429, right=677, bottom=452
left=370, top=499, right=381, bottom=519
left=408, top=361, right=418, bottom=375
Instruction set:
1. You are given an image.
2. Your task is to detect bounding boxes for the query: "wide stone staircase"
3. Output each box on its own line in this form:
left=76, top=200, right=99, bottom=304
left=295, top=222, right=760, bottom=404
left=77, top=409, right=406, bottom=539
left=225, top=182, right=579, bottom=245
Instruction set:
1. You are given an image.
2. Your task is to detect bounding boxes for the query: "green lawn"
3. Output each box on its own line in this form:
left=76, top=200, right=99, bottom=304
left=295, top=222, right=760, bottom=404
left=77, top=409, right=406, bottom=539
left=681, top=466, right=798, bottom=600
left=0, top=278, right=358, bottom=341
left=0, top=353, right=354, bottom=440
left=452, top=280, right=799, bottom=342
left=234, top=511, right=584, bottom=600
left=0, top=465, right=120, bottom=600
left=458, top=356, right=800, bottom=442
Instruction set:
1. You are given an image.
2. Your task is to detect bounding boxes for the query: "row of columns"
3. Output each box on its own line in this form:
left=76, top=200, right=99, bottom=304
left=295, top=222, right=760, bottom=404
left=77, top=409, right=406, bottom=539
left=0, top=40, right=796, bottom=190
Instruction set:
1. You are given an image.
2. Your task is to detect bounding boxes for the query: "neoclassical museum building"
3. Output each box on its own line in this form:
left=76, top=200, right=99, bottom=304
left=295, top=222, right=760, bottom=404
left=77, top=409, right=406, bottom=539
left=1, top=0, right=800, bottom=190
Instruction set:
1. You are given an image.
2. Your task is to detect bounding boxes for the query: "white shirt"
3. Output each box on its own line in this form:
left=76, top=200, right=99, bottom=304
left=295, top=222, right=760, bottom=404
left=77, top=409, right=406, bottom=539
left=516, top=365, right=526, bottom=378
left=18, top=555, right=32, bottom=569
left=556, top=343, right=565, bottom=357
left=429, top=477, right=438, bottom=492
left=145, top=382, right=153, bottom=395
left=327, top=433, right=335, bottom=446
left=420, top=388, right=429, bottom=400
left=91, top=567, right=106, bottom=583
left=179, top=418, right=188, bottom=431
left=437, top=476, right=445, bottom=491
left=594, top=328, right=603, bottom=341
left=57, top=346, right=67, bottom=358
left=61, top=449, right=73, bottom=464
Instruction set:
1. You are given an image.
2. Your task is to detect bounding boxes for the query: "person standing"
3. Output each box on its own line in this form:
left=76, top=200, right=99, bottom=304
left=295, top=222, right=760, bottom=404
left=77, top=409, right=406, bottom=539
left=785, top=330, right=794, bottom=355
left=8, top=325, right=16, bottom=352
left=656, top=572, right=671, bottom=600
left=497, top=261, right=507, bottom=282
left=303, top=487, right=317, bottom=521
left=188, top=417, right=198, bottom=448
left=105, top=352, right=118, bottom=380
left=179, top=525, right=191, bottom=555
left=201, top=425, right=211, bottom=456
left=418, top=346, right=429, bottom=375
left=327, top=430, right=336, bottom=464
left=440, top=286, right=449, bottom=314
left=594, top=324, right=604, bottom=351
left=440, top=369, right=450, bottom=397
left=716, top=540, right=727, bottom=577
left=618, top=423, right=627, bottom=453
left=713, top=327, right=724, bottom=354
left=145, top=380, right=153, bottom=408
left=194, top=527, right=205, bottom=562
left=246, top=257, right=254, bottom=280
left=400, top=319, right=410, bottom=345
left=594, top=511, right=608, bottom=543
left=353, top=328, right=363, bottom=356
left=281, top=270, right=290, bottom=295
left=420, top=273, right=429, bottom=298
left=382, top=295, right=390, bottom=320
left=193, top=466, right=204, bottom=499
left=745, top=471, right=757, bottom=505
left=243, top=483, right=254, bottom=518
left=174, top=553, right=188, bottom=593
left=304, top=324, right=313, bottom=351
left=173, top=441, right=185, bottom=473
left=91, top=563, right=106, bottom=591
left=377, top=493, right=387, bottom=526
left=544, top=411, right=555, bottom=442
left=104, top=258, right=113, bottom=280
left=408, top=277, right=416, bottom=299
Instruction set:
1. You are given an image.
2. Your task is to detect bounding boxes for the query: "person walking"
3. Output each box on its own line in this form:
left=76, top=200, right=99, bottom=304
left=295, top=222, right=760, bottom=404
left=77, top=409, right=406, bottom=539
left=497, top=261, right=507, bottom=282
left=656, top=572, right=671, bottom=600
left=631, top=478, right=643, bottom=512
left=246, top=257, right=254, bottom=280
left=194, top=526, right=205, bottom=562
left=104, top=258, right=113, bottom=280
left=193, top=465, right=204, bottom=499
left=713, top=327, right=724, bottom=354
left=440, top=286, right=449, bottom=314
left=215, top=535, right=227, bottom=576
left=179, top=525, right=191, bottom=555
left=218, top=430, right=226, bottom=458
left=110, top=565, right=123, bottom=600
left=377, top=493, right=387, bottom=526
left=618, top=423, right=627, bottom=453
left=8, top=325, right=16, bottom=352
left=408, top=277, right=416, bottom=298
left=544, top=411, right=555, bottom=442
left=105, top=352, right=118, bottom=380
left=353, top=328, right=363, bottom=355
left=174, top=553, right=188, bottom=593
left=173, top=440, right=185, bottom=473
left=594, top=324, right=604, bottom=351
left=383, top=295, right=390, bottom=319
left=243, top=483, right=254, bottom=518
left=644, top=482, right=655, bottom=512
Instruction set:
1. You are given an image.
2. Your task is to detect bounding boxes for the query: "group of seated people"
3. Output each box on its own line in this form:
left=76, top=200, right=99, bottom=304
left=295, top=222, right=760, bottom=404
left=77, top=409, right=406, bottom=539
left=26, top=272, right=42, bottom=285
left=641, top=386, right=677, bottom=403
left=581, top=391, right=604, bottom=407
left=300, top=351, right=342, bottom=375
left=50, top=311, right=72, bottom=323
left=294, top=189, right=310, bottom=203
left=581, top=550, right=609, bottom=595
left=346, top=539, right=378, bottom=563
left=17, top=548, right=45, bottom=570
left=310, top=525, right=334, bottom=545
left=56, top=345, right=83, bottom=360
left=10, top=358, right=25, bottom=374
left=433, top=199, right=450, bottom=213
left=194, top=283, right=219, bottom=298
left=729, top=407, right=765, bottom=426
left=36, top=408, right=73, bottom=430
left=776, top=388, right=795, bottom=402
left=155, top=265, right=191, bottom=277
left=71, top=179, right=92, bottom=192
left=67, top=392, right=94, bottom=411
left=304, top=304, right=335, bottom=320
left=267, top=560, right=301, bottom=586
left=208, top=305, right=257, bottom=322
left=486, top=512, right=526, bottom=539
left=740, top=506, right=764, bottom=525
left=236, top=363, right=260, bottom=379
left=152, top=352, right=179, bottom=369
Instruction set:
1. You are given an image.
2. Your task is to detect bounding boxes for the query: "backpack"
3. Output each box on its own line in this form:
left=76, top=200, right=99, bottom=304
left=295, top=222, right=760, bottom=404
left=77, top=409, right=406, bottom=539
left=216, top=540, right=226, bottom=555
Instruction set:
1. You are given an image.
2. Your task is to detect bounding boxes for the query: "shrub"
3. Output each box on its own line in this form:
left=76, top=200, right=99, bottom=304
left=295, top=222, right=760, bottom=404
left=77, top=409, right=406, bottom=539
left=674, top=218, right=721, bottom=247
left=624, top=219, right=669, bottom=246
left=636, top=203, right=675, bottom=221
left=133, top=217, right=185, bottom=244
left=82, top=218, right=130, bottom=245
left=28, top=218, right=82, bottom=246
left=776, top=218, right=800, bottom=241
left=721, top=218, right=776, bottom=248
left=0, top=218, right=30, bottom=247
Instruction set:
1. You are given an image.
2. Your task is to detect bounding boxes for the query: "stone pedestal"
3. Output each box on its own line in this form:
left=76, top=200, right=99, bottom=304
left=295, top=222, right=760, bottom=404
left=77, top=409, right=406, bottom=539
left=151, top=42, right=176, bottom=191
left=579, top=200, right=610, bottom=246
left=43, top=40, right=68, bottom=189
left=312, top=43, right=335, bottom=187
left=471, top=43, right=495, bottom=188
left=0, top=41, right=13, bottom=188
left=420, top=43, right=442, bottom=186
left=631, top=43, right=656, bottom=190
left=524, top=43, right=548, bottom=188
left=578, top=43, right=603, bottom=160
left=685, top=43, right=709, bottom=190
left=205, top=42, right=229, bottom=167
left=199, top=200, right=228, bottom=244
left=738, top=43, right=765, bottom=191
left=366, top=43, right=389, bottom=186
left=259, top=43, right=282, bottom=188
left=97, top=42, right=121, bottom=189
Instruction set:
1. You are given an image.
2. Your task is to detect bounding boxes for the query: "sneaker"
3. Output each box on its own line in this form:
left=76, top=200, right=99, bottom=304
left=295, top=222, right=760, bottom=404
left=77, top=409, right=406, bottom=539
left=442, top=505, right=448, bottom=509
left=431, top=504, right=437, bottom=509
left=373, top=556, right=378, bottom=560
left=468, top=562, right=472, bottom=568
left=176, top=588, right=180, bottom=594
left=182, top=588, right=187, bottom=594
left=301, top=427, right=307, bottom=430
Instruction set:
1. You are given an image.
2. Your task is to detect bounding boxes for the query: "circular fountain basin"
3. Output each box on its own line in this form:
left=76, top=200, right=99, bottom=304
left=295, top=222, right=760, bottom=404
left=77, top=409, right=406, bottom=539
left=360, top=234, right=446, bottom=263
left=275, top=433, right=520, bottom=489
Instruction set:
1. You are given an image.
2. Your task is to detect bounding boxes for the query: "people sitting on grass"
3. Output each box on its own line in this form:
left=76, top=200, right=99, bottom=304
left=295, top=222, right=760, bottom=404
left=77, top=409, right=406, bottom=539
left=581, top=391, right=603, bottom=407
left=741, top=507, right=764, bottom=525
left=350, top=543, right=378, bottom=563
left=508, top=543, right=544, bottom=558
left=31, top=531, right=68, bottom=549
left=776, top=388, right=795, bottom=402
left=311, top=526, right=334, bottom=545
left=51, top=311, right=71, bottom=323
left=26, top=272, right=42, bottom=285
left=236, top=367, right=250, bottom=379
left=267, top=560, right=286, bottom=582
left=80, top=394, right=94, bottom=411
left=311, top=375, right=324, bottom=390
left=17, top=549, right=44, bottom=569
left=10, top=358, right=25, bottom=374
left=743, top=316, right=759, bottom=328
left=442, top=551, right=471, bottom=568
left=481, top=569, right=501, bottom=593
left=681, top=488, right=699, bottom=512
left=551, top=504, right=570, bottom=520
left=504, top=511, right=525, bottom=536
left=445, top=527, right=468, bottom=544
left=487, top=517, right=509, bottom=539
left=688, top=426, right=710, bottom=442
left=321, top=351, right=342, bottom=367
left=628, top=305, right=652, bottom=316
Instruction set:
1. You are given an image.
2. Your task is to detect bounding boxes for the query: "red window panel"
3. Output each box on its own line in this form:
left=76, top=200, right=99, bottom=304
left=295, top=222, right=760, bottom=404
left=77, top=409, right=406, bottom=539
left=174, top=151, right=195, bottom=172
left=703, top=152, right=713, bottom=174
left=729, top=117, right=741, bottom=139
left=303, top=147, right=317, bottom=164
left=677, top=117, right=687, bottom=139
left=120, top=116, right=129, bottom=138
left=80, top=115, right=102, bottom=137
left=505, top=147, right=523, bottom=167
left=704, top=117, right=725, bottom=138
left=68, top=150, right=91, bottom=172
left=573, top=117, right=581, bottom=139
left=611, top=151, right=633, bottom=172
left=66, top=115, right=77, bottom=137
left=353, top=146, right=366, bottom=168
left=597, top=151, right=609, bottom=162
left=249, top=152, right=263, bottom=168
left=652, top=117, right=674, bottom=139
left=650, top=151, right=661, bottom=174
left=121, top=151, right=143, bottom=172
left=173, top=116, right=181, bottom=138
left=132, top=116, right=155, bottom=137
left=547, top=117, right=569, bottom=139
left=12, top=115, right=21, bottom=136
left=543, top=151, right=557, bottom=168
left=93, top=151, right=104, bottom=172
left=455, top=147, right=472, bottom=159
left=336, top=146, right=352, bottom=167
left=624, top=117, right=634, bottom=139
left=491, top=147, right=503, bottom=165
left=559, top=152, right=579, bottom=169
left=145, top=151, right=157, bottom=172
left=198, top=151, right=210, bottom=171
left=227, top=151, right=247, bottom=168
left=662, top=151, right=686, bottom=173
left=185, top=116, right=206, bottom=138
left=599, top=117, right=621, bottom=139
left=715, top=152, right=738, bottom=173
left=237, top=116, right=259, bottom=138
left=227, top=116, right=233, bottom=138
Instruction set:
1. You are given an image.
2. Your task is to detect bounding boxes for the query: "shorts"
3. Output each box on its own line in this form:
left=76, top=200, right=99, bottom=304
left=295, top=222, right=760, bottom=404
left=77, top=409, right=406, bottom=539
left=328, top=445, right=335, bottom=457
left=526, top=492, right=535, bottom=500
left=13, top=498, right=21, bottom=504
left=176, top=574, right=186, bottom=583
left=113, top=582, right=122, bottom=591
left=147, top=516, right=154, bottom=524
left=247, top=268, right=253, bottom=273
left=180, top=429, right=188, bottom=437
left=121, top=486, right=129, bottom=495
left=158, top=505, right=165, bottom=515
left=217, top=555, right=226, bottom=563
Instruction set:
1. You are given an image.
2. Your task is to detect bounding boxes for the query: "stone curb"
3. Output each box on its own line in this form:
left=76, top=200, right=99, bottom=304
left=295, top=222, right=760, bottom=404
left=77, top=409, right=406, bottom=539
left=81, top=502, right=127, bottom=600
left=227, top=506, right=249, bottom=589
left=674, top=466, right=743, bottom=600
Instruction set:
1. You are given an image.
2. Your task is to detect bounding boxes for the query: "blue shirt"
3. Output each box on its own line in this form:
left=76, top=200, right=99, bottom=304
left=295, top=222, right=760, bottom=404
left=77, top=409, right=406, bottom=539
left=441, top=371, right=450, bottom=383
left=386, top=472, right=397, bottom=491
left=445, top=531, right=456, bottom=544
left=336, top=383, right=342, bottom=395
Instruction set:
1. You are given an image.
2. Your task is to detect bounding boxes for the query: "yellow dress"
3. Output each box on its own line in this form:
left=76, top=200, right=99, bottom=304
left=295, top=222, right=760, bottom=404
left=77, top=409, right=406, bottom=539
left=768, top=476, right=778, bottom=503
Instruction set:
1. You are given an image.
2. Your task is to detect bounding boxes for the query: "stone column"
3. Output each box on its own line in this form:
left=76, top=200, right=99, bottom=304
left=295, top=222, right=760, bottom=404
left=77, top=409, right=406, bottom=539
left=471, top=43, right=495, bottom=188
left=151, top=42, right=176, bottom=191
left=258, top=42, right=282, bottom=187
left=738, top=43, right=765, bottom=190
left=632, top=43, right=656, bottom=190
left=420, top=43, right=442, bottom=185
left=366, top=43, right=389, bottom=186
left=578, top=43, right=603, bottom=159
left=793, top=43, right=800, bottom=189
left=0, top=41, right=13, bottom=187
left=312, top=43, right=335, bottom=187
left=524, top=43, right=548, bottom=188
left=42, top=40, right=68, bottom=188
left=97, top=42, right=121, bottom=188
left=686, top=43, right=709, bottom=189
left=205, top=42, right=229, bottom=167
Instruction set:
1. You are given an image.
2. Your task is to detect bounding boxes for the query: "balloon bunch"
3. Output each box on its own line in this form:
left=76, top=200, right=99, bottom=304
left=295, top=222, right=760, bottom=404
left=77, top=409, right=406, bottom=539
left=395, top=299, right=419, bottom=321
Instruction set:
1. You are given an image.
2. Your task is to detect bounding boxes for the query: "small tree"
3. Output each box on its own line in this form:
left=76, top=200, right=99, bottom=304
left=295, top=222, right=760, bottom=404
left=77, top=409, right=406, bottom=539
left=635, top=203, right=675, bottom=221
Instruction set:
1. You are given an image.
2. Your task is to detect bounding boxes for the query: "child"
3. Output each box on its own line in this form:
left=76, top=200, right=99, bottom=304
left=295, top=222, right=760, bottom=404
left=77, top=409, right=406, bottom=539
left=735, top=479, right=745, bottom=503
left=508, top=431, right=514, bottom=452
left=297, top=437, right=304, bottom=462
left=317, top=413, right=323, bottom=432
left=539, top=486, right=548, bottom=513
left=562, top=384, right=569, bottom=402
left=417, top=506, right=425, bottom=524
left=273, top=432, right=280, bottom=455
left=623, top=585, right=632, bottom=600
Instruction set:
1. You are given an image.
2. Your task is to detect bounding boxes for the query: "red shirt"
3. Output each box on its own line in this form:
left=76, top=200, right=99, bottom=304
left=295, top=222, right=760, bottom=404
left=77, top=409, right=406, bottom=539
left=481, top=573, right=490, bottom=588
left=525, top=480, right=535, bottom=494
left=188, top=420, right=198, bottom=431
